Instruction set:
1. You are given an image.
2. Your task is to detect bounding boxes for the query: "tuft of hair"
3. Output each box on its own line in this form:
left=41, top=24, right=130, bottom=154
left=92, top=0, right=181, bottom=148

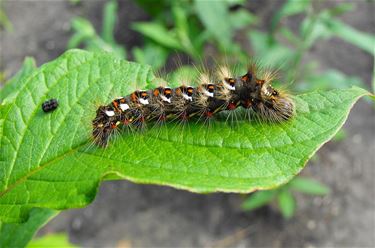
left=198, top=72, right=212, bottom=86
left=247, top=61, right=261, bottom=77
left=216, top=65, right=232, bottom=80
left=152, top=77, right=169, bottom=88
left=262, top=69, right=279, bottom=85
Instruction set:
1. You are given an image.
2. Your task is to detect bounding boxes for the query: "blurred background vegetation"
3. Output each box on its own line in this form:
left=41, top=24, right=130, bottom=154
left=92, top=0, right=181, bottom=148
left=67, top=0, right=373, bottom=91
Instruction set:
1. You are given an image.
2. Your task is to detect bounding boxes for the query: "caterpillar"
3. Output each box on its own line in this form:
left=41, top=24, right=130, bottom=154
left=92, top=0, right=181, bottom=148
left=92, top=65, right=294, bottom=147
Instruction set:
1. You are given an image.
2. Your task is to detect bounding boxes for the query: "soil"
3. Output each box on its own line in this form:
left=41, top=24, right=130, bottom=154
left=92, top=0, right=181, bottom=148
left=1, top=0, right=374, bottom=247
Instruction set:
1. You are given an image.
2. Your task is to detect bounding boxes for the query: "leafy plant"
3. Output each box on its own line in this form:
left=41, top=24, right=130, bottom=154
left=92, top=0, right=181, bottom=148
left=132, top=0, right=256, bottom=67
left=242, top=177, right=330, bottom=219
left=251, top=1, right=374, bottom=91
left=67, top=0, right=126, bottom=59
left=131, top=4, right=203, bottom=64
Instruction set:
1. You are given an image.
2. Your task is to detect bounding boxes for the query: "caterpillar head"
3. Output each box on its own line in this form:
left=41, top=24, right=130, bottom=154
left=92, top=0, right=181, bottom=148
left=241, top=70, right=294, bottom=122
left=258, top=83, right=294, bottom=122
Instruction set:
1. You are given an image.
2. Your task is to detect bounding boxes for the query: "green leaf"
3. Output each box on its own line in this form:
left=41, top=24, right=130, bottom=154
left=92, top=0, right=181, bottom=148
left=277, top=0, right=311, bottom=17
left=172, top=6, right=200, bottom=59
left=101, top=0, right=118, bottom=44
left=300, top=15, right=333, bottom=49
left=298, top=69, right=365, bottom=91
left=300, top=6, right=375, bottom=55
left=0, top=208, right=59, bottom=247
left=224, top=0, right=246, bottom=4
left=0, top=1, right=13, bottom=31
left=0, top=49, right=371, bottom=224
left=68, top=0, right=81, bottom=5
left=332, top=128, right=347, bottom=142
left=1, top=57, right=37, bottom=102
left=69, top=17, right=96, bottom=41
left=372, top=59, right=375, bottom=101
left=247, top=31, right=294, bottom=67
left=67, top=18, right=96, bottom=50
left=288, top=177, right=330, bottom=195
left=325, top=2, right=354, bottom=16
left=278, top=190, right=295, bottom=219
left=241, top=190, right=276, bottom=211
left=229, top=9, right=257, bottom=30
left=132, top=42, right=169, bottom=71
left=194, top=0, right=232, bottom=49
left=279, top=27, right=300, bottom=46
left=134, top=0, right=171, bottom=17
left=132, top=22, right=182, bottom=50
left=272, top=0, right=311, bottom=31
left=27, top=233, right=77, bottom=248
left=326, top=19, right=375, bottom=55
left=68, top=17, right=126, bottom=59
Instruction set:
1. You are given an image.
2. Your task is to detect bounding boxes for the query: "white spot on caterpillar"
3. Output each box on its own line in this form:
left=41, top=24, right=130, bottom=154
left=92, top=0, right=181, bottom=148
left=120, top=103, right=130, bottom=111
left=224, top=82, right=235, bottom=91
left=139, top=98, right=149, bottom=105
left=105, top=110, right=115, bottom=117
left=182, top=93, right=193, bottom=101
left=203, top=90, right=214, bottom=97
left=160, top=95, right=171, bottom=103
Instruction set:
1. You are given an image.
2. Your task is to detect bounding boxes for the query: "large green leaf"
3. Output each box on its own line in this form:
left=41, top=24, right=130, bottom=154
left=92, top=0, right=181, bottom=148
left=0, top=50, right=370, bottom=223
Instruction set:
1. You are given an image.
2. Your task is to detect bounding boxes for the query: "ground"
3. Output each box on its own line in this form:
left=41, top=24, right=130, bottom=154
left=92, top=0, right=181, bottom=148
left=1, top=0, right=374, bottom=247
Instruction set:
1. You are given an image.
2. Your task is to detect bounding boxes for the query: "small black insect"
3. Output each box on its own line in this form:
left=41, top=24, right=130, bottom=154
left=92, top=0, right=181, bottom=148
left=42, top=99, right=59, bottom=113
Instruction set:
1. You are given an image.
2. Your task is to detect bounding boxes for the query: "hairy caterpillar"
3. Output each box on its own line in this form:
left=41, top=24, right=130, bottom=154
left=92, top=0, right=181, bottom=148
left=92, top=65, right=294, bottom=147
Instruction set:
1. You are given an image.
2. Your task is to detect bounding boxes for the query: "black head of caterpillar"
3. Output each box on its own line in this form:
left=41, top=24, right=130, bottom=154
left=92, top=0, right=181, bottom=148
left=91, top=65, right=295, bottom=147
